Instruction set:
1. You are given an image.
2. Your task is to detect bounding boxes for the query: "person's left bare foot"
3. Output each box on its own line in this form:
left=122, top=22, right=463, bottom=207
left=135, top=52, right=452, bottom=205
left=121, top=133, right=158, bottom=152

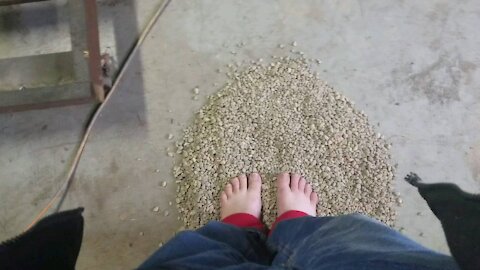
left=220, top=173, right=262, bottom=219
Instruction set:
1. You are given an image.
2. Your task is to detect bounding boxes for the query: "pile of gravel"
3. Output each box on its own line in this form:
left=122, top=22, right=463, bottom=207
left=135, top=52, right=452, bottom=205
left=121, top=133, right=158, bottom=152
left=174, top=57, right=397, bottom=228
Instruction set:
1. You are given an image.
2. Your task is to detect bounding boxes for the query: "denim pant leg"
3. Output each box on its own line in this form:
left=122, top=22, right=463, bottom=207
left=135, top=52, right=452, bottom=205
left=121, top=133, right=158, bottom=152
left=268, top=214, right=459, bottom=270
left=138, top=221, right=272, bottom=270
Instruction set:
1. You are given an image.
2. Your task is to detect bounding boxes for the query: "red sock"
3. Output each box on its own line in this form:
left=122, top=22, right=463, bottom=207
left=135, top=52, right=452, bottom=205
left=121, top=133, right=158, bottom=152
left=222, top=211, right=309, bottom=235
left=221, top=213, right=265, bottom=232
left=269, top=210, right=309, bottom=235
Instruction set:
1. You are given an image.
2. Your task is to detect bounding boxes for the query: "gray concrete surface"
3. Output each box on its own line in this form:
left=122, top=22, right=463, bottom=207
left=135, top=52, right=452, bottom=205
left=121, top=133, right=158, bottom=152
left=1, top=0, right=480, bottom=269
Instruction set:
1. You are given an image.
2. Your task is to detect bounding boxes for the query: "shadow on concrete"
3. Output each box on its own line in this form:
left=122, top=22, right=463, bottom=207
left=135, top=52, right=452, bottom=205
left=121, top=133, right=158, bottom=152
left=0, top=0, right=151, bottom=233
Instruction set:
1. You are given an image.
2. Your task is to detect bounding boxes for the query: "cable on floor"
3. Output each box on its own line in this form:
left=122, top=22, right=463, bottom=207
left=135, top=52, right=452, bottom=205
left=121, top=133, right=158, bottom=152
left=24, top=0, right=172, bottom=231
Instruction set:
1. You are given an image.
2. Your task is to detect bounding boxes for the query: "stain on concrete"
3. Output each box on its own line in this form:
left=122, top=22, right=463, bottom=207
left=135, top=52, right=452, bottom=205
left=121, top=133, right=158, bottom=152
left=109, top=159, right=120, bottom=174
left=390, top=53, right=477, bottom=105
left=426, top=3, right=450, bottom=31
left=466, top=142, right=480, bottom=184
left=409, top=55, right=461, bottom=104
left=459, top=60, right=477, bottom=85
left=0, top=7, right=27, bottom=34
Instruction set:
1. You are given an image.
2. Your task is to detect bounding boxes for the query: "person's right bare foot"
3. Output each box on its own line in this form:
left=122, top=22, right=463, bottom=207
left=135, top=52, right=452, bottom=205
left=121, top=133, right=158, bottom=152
left=277, top=172, right=318, bottom=216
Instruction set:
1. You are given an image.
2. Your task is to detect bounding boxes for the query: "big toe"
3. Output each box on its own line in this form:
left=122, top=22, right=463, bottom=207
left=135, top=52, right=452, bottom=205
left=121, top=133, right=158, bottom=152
left=277, top=172, right=290, bottom=190
left=248, top=173, right=262, bottom=192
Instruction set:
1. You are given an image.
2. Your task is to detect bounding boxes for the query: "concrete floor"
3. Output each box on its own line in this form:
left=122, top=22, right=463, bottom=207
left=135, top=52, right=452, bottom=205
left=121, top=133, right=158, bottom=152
left=1, top=0, right=480, bottom=269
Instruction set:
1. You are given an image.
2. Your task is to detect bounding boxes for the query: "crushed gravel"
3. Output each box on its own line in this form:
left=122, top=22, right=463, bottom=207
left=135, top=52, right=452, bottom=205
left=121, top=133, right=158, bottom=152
left=174, top=56, right=397, bottom=228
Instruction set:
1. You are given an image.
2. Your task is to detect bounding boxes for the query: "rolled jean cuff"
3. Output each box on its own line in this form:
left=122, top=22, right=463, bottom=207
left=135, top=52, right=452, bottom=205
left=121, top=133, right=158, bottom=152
left=270, top=210, right=309, bottom=234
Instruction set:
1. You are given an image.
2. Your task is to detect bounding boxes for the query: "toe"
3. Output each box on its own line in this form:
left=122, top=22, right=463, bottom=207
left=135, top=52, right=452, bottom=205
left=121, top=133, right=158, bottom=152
left=220, top=191, right=228, bottom=203
left=248, top=173, right=262, bottom=192
left=298, top=177, right=306, bottom=192
left=305, top=183, right=312, bottom=196
left=290, top=173, right=301, bottom=191
left=238, top=174, right=248, bottom=190
left=231, top=177, right=240, bottom=192
left=310, top=191, right=319, bottom=205
left=277, top=172, right=290, bottom=190
left=225, top=183, right=233, bottom=197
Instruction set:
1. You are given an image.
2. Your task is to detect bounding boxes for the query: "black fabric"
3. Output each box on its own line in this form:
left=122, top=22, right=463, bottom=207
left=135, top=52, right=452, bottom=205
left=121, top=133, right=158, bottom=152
left=405, top=173, right=480, bottom=270
left=0, top=207, right=84, bottom=270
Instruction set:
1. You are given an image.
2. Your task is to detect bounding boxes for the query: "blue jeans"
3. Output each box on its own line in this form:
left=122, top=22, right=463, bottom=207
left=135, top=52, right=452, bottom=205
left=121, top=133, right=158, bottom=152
left=138, top=214, right=459, bottom=269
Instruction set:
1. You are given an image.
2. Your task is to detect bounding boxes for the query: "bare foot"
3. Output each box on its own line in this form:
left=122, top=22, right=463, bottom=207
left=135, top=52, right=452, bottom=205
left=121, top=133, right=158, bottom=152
left=220, top=173, right=262, bottom=219
left=277, top=172, right=318, bottom=216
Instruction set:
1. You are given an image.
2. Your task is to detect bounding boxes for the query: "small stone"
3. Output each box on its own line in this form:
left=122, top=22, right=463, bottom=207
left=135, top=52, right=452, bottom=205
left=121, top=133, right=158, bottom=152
left=164, top=210, right=170, bottom=216
left=158, top=242, right=164, bottom=247
left=193, top=96, right=199, bottom=100
left=152, top=206, right=160, bottom=212
left=193, top=87, right=199, bottom=94
left=119, top=213, right=128, bottom=221
left=292, top=41, right=297, bottom=46
left=139, top=232, right=144, bottom=236
left=155, top=169, right=160, bottom=173
left=167, top=152, right=174, bottom=157
left=168, top=201, right=173, bottom=206
left=419, top=232, right=424, bottom=237
left=278, top=44, right=285, bottom=48
left=162, top=181, right=167, bottom=187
